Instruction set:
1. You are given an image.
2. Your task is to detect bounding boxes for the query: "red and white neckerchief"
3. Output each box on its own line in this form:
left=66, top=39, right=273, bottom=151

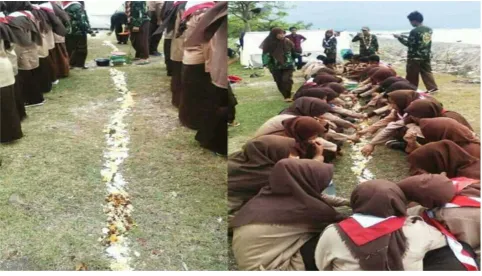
left=181, top=2, right=215, bottom=21
left=397, top=112, right=408, bottom=120
left=446, top=177, right=481, bottom=208
left=422, top=211, right=478, bottom=271
left=6, top=11, right=34, bottom=20
left=338, top=214, right=406, bottom=246
left=37, top=2, right=55, bottom=13
left=304, top=78, right=317, bottom=86
left=0, top=12, right=7, bottom=23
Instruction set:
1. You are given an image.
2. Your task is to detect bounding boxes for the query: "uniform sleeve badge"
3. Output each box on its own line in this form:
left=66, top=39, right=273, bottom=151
left=422, top=33, right=432, bottom=44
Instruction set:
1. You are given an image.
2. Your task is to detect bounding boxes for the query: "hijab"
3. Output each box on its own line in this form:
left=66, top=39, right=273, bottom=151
left=404, top=99, right=443, bottom=118
left=293, top=87, right=337, bottom=101
left=379, top=77, right=408, bottom=92
left=370, top=67, right=396, bottom=85
left=184, top=1, right=227, bottom=88
left=154, top=1, right=187, bottom=36
left=397, top=174, right=456, bottom=209
left=408, top=140, right=480, bottom=179
left=228, top=135, right=295, bottom=202
left=3, top=1, right=43, bottom=46
left=322, top=82, right=346, bottom=95
left=386, top=81, right=417, bottom=93
left=31, top=1, right=67, bottom=36
left=282, top=97, right=332, bottom=117
left=283, top=116, right=328, bottom=158
left=261, top=27, right=293, bottom=65
left=335, top=180, right=408, bottom=271
left=313, top=74, right=342, bottom=85
left=388, top=90, right=420, bottom=116
left=316, top=67, right=336, bottom=76
left=401, top=98, right=469, bottom=129
left=419, top=118, right=480, bottom=158
left=231, top=158, right=343, bottom=228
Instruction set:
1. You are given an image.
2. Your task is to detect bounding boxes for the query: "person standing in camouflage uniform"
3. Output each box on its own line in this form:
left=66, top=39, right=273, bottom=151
left=352, top=27, right=378, bottom=57
left=63, top=1, right=95, bottom=69
left=395, top=11, right=438, bottom=92
left=261, top=28, right=296, bottom=102
left=125, top=1, right=150, bottom=64
left=323, top=29, right=337, bottom=61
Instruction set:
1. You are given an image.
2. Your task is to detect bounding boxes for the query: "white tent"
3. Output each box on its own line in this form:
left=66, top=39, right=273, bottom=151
left=84, top=0, right=123, bottom=29
left=240, top=30, right=353, bottom=68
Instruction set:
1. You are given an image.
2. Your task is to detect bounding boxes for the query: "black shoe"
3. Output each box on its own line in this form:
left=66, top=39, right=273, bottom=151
left=117, top=41, right=122, bottom=44
left=386, top=140, right=407, bottom=152
left=427, top=88, right=439, bottom=94
left=150, top=51, right=162, bottom=57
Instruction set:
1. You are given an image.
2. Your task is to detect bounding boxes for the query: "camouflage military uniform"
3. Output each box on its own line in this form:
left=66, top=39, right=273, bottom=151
left=125, top=1, right=150, bottom=29
left=64, top=2, right=92, bottom=68
left=323, top=36, right=337, bottom=60
left=125, top=1, right=150, bottom=59
left=398, top=25, right=438, bottom=91
left=352, top=34, right=379, bottom=57
left=262, top=48, right=295, bottom=99
left=64, top=3, right=92, bottom=35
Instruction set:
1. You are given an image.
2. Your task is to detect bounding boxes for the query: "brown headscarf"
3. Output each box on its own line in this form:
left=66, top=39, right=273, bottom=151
left=293, top=87, right=337, bottom=101
left=379, top=77, right=408, bottom=92
left=419, top=118, right=480, bottom=158
left=322, top=82, right=346, bottom=95
left=408, top=140, right=480, bottom=179
left=388, top=90, right=420, bottom=115
left=313, top=74, right=342, bottom=85
left=228, top=135, right=295, bottom=204
left=231, top=158, right=343, bottom=228
left=3, top=1, right=43, bottom=46
left=335, top=180, right=408, bottom=271
left=404, top=99, right=443, bottom=118
left=404, top=99, right=472, bottom=130
left=397, top=174, right=456, bottom=208
left=385, top=81, right=417, bottom=93
left=283, top=116, right=328, bottom=158
left=316, top=67, right=337, bottom=76
left=281, top=97, right=332, bottom=117
left=370, top=67, right=396, bottom=85
left=184, top=1, right=227, bottom=88
left=261, top=27, right=293, bottom=65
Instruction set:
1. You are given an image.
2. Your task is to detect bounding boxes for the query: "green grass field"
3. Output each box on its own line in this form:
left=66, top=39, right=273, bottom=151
left=0, top=32, right=227, bottom=271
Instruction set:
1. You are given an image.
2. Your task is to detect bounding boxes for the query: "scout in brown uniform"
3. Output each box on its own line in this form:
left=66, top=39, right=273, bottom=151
left=147, top=1, right=163, bottom=56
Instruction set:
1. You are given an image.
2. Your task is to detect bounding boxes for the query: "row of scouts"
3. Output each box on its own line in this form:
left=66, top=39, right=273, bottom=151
left=228, top=10, right=479, bottom=271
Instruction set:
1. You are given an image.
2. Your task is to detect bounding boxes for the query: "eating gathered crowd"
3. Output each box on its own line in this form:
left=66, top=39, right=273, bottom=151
left=228, top=11, right=480, bottom=271
left=1, top=1, right=230, bottom=156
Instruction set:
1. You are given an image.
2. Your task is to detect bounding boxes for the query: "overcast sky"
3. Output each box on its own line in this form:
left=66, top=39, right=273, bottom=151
left=285, top=1, right=481, bottom=31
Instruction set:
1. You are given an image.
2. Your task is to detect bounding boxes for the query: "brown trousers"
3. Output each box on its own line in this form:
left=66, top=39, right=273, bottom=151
left=148, top=17, right=162, bottom=53
left=1, top=84, right=23, bottom=143
left=130, top=21, right=150, bottom=59
left=406, top=59, right=438, bottom=91
left=163, top=39, right=172, bottom=76
left=270, top=69, right=294, bottom=99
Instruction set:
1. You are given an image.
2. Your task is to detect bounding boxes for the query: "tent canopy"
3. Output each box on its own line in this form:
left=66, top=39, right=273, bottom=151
left=240, top=30, right=352, bottom=67
left=84, top=0, right=123, bottom=29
